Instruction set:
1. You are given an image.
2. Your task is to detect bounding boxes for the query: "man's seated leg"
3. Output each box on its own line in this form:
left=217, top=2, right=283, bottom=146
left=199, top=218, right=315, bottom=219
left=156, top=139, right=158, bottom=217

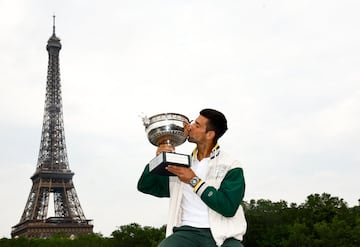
left=158, top=226, right=217, bottom=247
left=221, top=237, right=244, bottom=247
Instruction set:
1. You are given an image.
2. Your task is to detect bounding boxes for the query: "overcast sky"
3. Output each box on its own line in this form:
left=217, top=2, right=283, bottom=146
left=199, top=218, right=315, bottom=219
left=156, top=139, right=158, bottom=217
left=1, top=0, right=359, bottom=238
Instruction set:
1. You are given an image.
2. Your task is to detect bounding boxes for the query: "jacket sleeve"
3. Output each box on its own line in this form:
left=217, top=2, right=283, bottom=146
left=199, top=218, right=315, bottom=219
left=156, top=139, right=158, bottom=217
left=137, top=164, right=170, bottom=198
left=197, top=167, right=245, bottom=217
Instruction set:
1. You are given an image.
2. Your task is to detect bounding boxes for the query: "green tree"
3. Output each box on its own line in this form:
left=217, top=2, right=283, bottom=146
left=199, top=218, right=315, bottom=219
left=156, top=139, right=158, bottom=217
left=243, top=199, right=292, bottom=247
left=280, top=222, right=312, bottom=247
left=299, top=193, right=348, bottom=225
left=111, top=223, right=165, bottom=247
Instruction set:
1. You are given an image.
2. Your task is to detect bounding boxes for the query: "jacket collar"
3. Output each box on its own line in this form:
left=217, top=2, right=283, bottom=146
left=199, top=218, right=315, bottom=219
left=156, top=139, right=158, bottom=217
left=191, top=143, right=220, bottom=160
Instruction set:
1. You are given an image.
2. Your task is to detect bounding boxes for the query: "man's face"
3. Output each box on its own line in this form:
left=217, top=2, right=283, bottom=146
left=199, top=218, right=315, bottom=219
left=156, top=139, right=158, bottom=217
left=187, top=115, right=209, bottom=144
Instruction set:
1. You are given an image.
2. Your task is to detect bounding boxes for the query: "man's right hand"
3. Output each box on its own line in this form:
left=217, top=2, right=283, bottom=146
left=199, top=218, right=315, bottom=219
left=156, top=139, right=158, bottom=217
left=156, top=143, right=175, bottom=155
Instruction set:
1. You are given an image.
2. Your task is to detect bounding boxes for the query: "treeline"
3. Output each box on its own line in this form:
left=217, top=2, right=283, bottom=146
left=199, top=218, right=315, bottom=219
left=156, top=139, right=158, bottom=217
left=243, top=193, right=360, bottom=246
left=1, top=193, right=359, bottom=247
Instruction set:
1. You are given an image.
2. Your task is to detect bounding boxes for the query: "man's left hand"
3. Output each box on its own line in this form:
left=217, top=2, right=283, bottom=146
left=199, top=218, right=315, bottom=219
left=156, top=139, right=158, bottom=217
left=166, top=165, right=196, bottom=183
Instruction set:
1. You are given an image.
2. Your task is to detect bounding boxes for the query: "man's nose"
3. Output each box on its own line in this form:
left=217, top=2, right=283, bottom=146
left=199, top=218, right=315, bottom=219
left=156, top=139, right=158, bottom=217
left=188, top=124, right=192, bottom=132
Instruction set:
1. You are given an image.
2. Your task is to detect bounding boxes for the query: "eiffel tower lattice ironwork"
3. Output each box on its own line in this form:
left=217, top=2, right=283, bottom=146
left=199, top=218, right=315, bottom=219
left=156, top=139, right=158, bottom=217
left=11, top=17, right=93, bottom=238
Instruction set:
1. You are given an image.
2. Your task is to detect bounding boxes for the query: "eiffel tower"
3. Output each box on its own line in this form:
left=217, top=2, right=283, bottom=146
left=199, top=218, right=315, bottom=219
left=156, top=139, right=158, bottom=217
left=11, top=17, right=93, bottom=238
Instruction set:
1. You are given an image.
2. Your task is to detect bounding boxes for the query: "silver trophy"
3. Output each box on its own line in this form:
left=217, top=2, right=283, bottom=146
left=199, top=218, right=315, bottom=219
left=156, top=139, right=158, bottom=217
left=142, top=113, right=191, bottom=176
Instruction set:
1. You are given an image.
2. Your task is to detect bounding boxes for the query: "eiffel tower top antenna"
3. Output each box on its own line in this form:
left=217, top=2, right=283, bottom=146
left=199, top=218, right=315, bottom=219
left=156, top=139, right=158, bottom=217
left=52, top=14, right=56, bottom=35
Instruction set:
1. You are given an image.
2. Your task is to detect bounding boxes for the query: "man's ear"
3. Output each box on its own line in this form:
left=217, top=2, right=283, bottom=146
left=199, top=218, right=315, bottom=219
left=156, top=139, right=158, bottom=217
left=206, top=130, right=215, bottom=141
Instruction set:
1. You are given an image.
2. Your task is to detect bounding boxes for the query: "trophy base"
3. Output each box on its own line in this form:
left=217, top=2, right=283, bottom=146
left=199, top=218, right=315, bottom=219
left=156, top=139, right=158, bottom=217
left=149, top=152, right=191, bottom=176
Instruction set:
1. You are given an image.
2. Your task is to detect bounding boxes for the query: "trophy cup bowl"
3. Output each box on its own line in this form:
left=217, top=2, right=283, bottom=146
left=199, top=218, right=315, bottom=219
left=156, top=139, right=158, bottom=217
left=143, top=113, right=191, bottom=176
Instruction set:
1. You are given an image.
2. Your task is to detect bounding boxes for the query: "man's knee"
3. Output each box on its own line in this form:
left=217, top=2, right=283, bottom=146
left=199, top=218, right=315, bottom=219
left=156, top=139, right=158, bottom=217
left=221, top=238, right=244, bottom=247
left=158, top=235, right=193, bottom=247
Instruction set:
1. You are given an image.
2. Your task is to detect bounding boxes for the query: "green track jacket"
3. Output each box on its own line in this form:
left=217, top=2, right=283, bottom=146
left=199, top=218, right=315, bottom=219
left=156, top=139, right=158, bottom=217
left=137, top=147, right=247, bottom=246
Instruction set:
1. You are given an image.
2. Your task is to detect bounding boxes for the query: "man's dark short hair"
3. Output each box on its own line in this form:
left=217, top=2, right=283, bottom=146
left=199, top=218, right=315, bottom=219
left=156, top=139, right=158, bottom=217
left=200, top=108, right=228, bottom=142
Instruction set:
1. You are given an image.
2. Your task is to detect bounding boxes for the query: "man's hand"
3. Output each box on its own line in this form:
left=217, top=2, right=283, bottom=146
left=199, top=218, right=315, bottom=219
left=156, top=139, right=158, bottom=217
left=166, top=165, right=196, bottom=183
left=156, top=143, right=175, bottom=155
